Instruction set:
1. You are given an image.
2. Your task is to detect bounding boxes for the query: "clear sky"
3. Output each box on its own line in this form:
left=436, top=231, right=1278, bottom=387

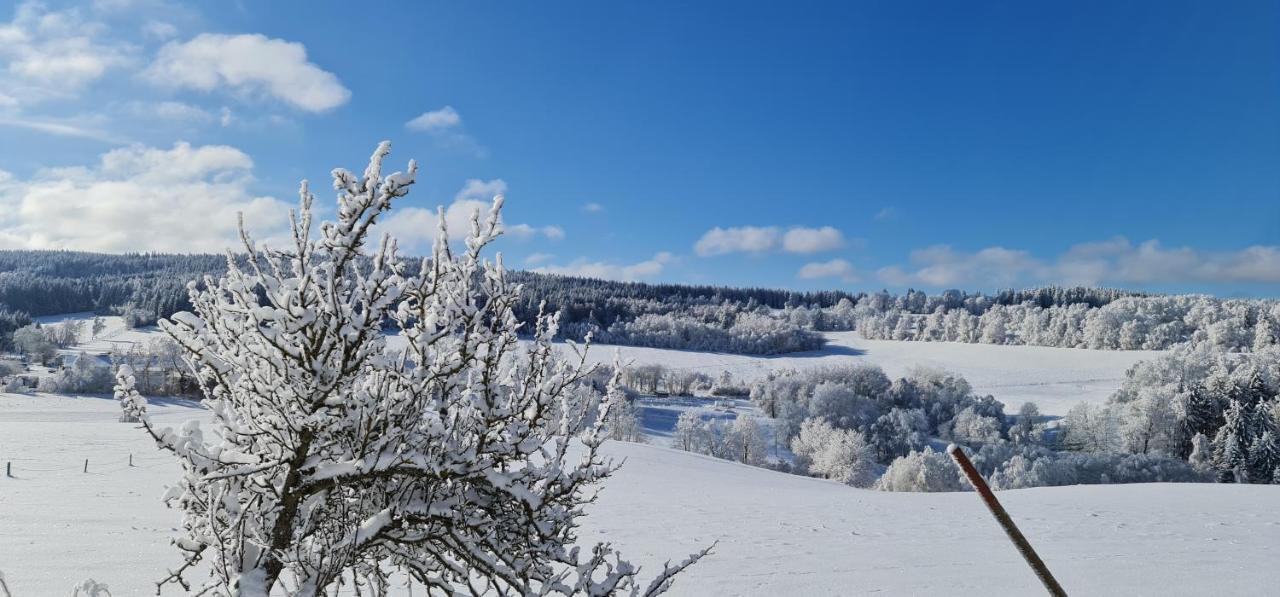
left=1, top=0, right=1277, bottom=296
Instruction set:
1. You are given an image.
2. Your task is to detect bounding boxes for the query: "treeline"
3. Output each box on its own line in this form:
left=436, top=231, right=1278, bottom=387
left=830, top=287, right=1278, bottom=352
left=0, top=251, right=225, bottom=332
left=0, top=250, right=842, bottom=355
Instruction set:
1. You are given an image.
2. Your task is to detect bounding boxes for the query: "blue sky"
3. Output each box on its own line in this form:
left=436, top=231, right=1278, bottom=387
left=0, top=1, right=1277, bottom=296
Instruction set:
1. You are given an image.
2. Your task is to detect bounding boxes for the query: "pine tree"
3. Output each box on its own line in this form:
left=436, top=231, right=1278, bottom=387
left=1247, top=430, right=1280, bottom=484
left=1212, top=399, right=1252, bottom=482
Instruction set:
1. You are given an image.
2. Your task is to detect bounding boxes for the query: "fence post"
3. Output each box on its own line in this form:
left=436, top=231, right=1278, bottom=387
left=948, top=444, right=1067, bottom=597
left=83, top=458, right=88, bottom=474
left=5, top=461, right=9, bottom=477
left=129, top=453, right=134, bottom=467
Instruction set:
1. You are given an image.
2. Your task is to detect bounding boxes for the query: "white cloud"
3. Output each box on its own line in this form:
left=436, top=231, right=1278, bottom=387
left=877, top=238, right=1280, bottom=288
left=406, top=106, right=461, bottom=132
left=582, top=202, right=604, bottom=213
left=524, top=252, right=554, bottom=265
left=534, top=252, right=674, bottom=281
left=695, top=224, right=849, bottom=256
left=797, top=259, right=859, bottom=282
left=0, top=142, right=290, bottom=252
left=782, top=226, right=844, bottom=254
left=405, top=105, right=484, bottom=156
left=506, top=224, right=565, bottom=242
left=694, top=226, right=779, bottom=256
left=376, top=178, right=563, bottom=253
left=0, top=2, right=136, bottom=105
left=145, top=33, right=350, bottom=112
left=122, top=100, right=213, bottom=123
left=454, top=178, right=506, bottom=203
left=874, top=207, right=896, bottom=221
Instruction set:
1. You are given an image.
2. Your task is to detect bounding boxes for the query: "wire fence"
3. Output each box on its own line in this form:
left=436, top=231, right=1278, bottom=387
left=2, top=452, right=175, bottom=478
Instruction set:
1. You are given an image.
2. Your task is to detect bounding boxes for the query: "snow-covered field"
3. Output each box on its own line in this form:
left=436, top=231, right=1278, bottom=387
left=1, top=393, right=1277, bottom=596
left=573, top=332, right=1160, bottom=416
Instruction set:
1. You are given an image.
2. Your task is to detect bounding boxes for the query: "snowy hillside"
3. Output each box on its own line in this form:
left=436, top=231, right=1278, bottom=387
left=0, top=393, right=1274, bottom=596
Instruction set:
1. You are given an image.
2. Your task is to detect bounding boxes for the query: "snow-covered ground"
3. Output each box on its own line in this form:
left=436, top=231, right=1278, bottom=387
left=33, top=312, right=158, bottom=355
left=1, top=393, right=1276, bottom=596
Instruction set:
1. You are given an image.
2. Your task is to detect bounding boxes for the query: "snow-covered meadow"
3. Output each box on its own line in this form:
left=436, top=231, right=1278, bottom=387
left=1, top=392, right=1277, bottom=596
left=570, top=331, right=1160, bottom=416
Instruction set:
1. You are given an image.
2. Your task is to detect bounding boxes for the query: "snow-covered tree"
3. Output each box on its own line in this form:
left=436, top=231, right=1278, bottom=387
left=875, top=448, right=966, bottom=492
left=1213, top=398, right=1253, bottom=482
left=1248, top=429, right=1280, bottom=484
left=1010, top=402, right=1043, bottom=445
left=1188, top=432, right=1213, bottom=473
left=790, top=418, right=877, bottom=487
left=604, top=383, right=646, bottom=443
left=724, top=415, right=768, bottom=466
left=91, top=316, right=106, bottom=340
left=121, top=143, right=704, bottom=595
left=672, top=411, right=705, bottom=452
left=11, top=324, right=56, bottom=364
left=946, top=406, right=1004, bottom=446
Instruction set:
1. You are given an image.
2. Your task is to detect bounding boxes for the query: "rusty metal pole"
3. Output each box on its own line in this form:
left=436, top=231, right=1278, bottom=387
left=947, top=444, right=1068, bottom=597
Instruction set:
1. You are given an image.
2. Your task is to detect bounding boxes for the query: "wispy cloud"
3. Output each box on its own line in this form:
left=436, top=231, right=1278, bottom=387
left=534, top=252, right=675, bottom=281
left=582, top=202, right=604, bottom=213
left=0, top=116, right=126, bottom=143
left=0, top=1, right=137, bottom=107
left=376, top=178, right=563, bottom=253
left=405, top=105, right=485, bottom=156
left=877, top=237, right=1280, bottom=288
left=797, top=258, right=859, bottom=282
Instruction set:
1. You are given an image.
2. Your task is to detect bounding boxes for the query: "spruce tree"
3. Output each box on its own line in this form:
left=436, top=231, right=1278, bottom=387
left=1248, top=430, right=1280, bottom=484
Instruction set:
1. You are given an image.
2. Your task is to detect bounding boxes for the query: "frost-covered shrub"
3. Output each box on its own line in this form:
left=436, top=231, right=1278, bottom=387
left=875, top=448, right=967, bottom=492
left=121, top=143, right=704, bottom=595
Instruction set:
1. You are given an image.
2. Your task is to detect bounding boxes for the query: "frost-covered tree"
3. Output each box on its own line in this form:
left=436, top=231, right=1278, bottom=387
left=1248, top=429, right=1280, bottom=484
left=946, top=406, right=1004, bottom=446
left=1188, top=432, right=1213, bottom=473
left=604, top=383, right=646, bottom=443
left=672, top=411, right=705, bottom=452
left=12, top=324, right=56, bottom=364
left=724, top=415, right=768, bottom=466
left=120, top=143, right=703, bottom=595
left=790, top=418, right=877, bottom=487
left=91, top=316, right=106, bottom=340
left=875, top=448, right=966, bottom=492
left=1010, top=402, right=1044, bottom=446
left=1213, top=398, right=1253, bottom=482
